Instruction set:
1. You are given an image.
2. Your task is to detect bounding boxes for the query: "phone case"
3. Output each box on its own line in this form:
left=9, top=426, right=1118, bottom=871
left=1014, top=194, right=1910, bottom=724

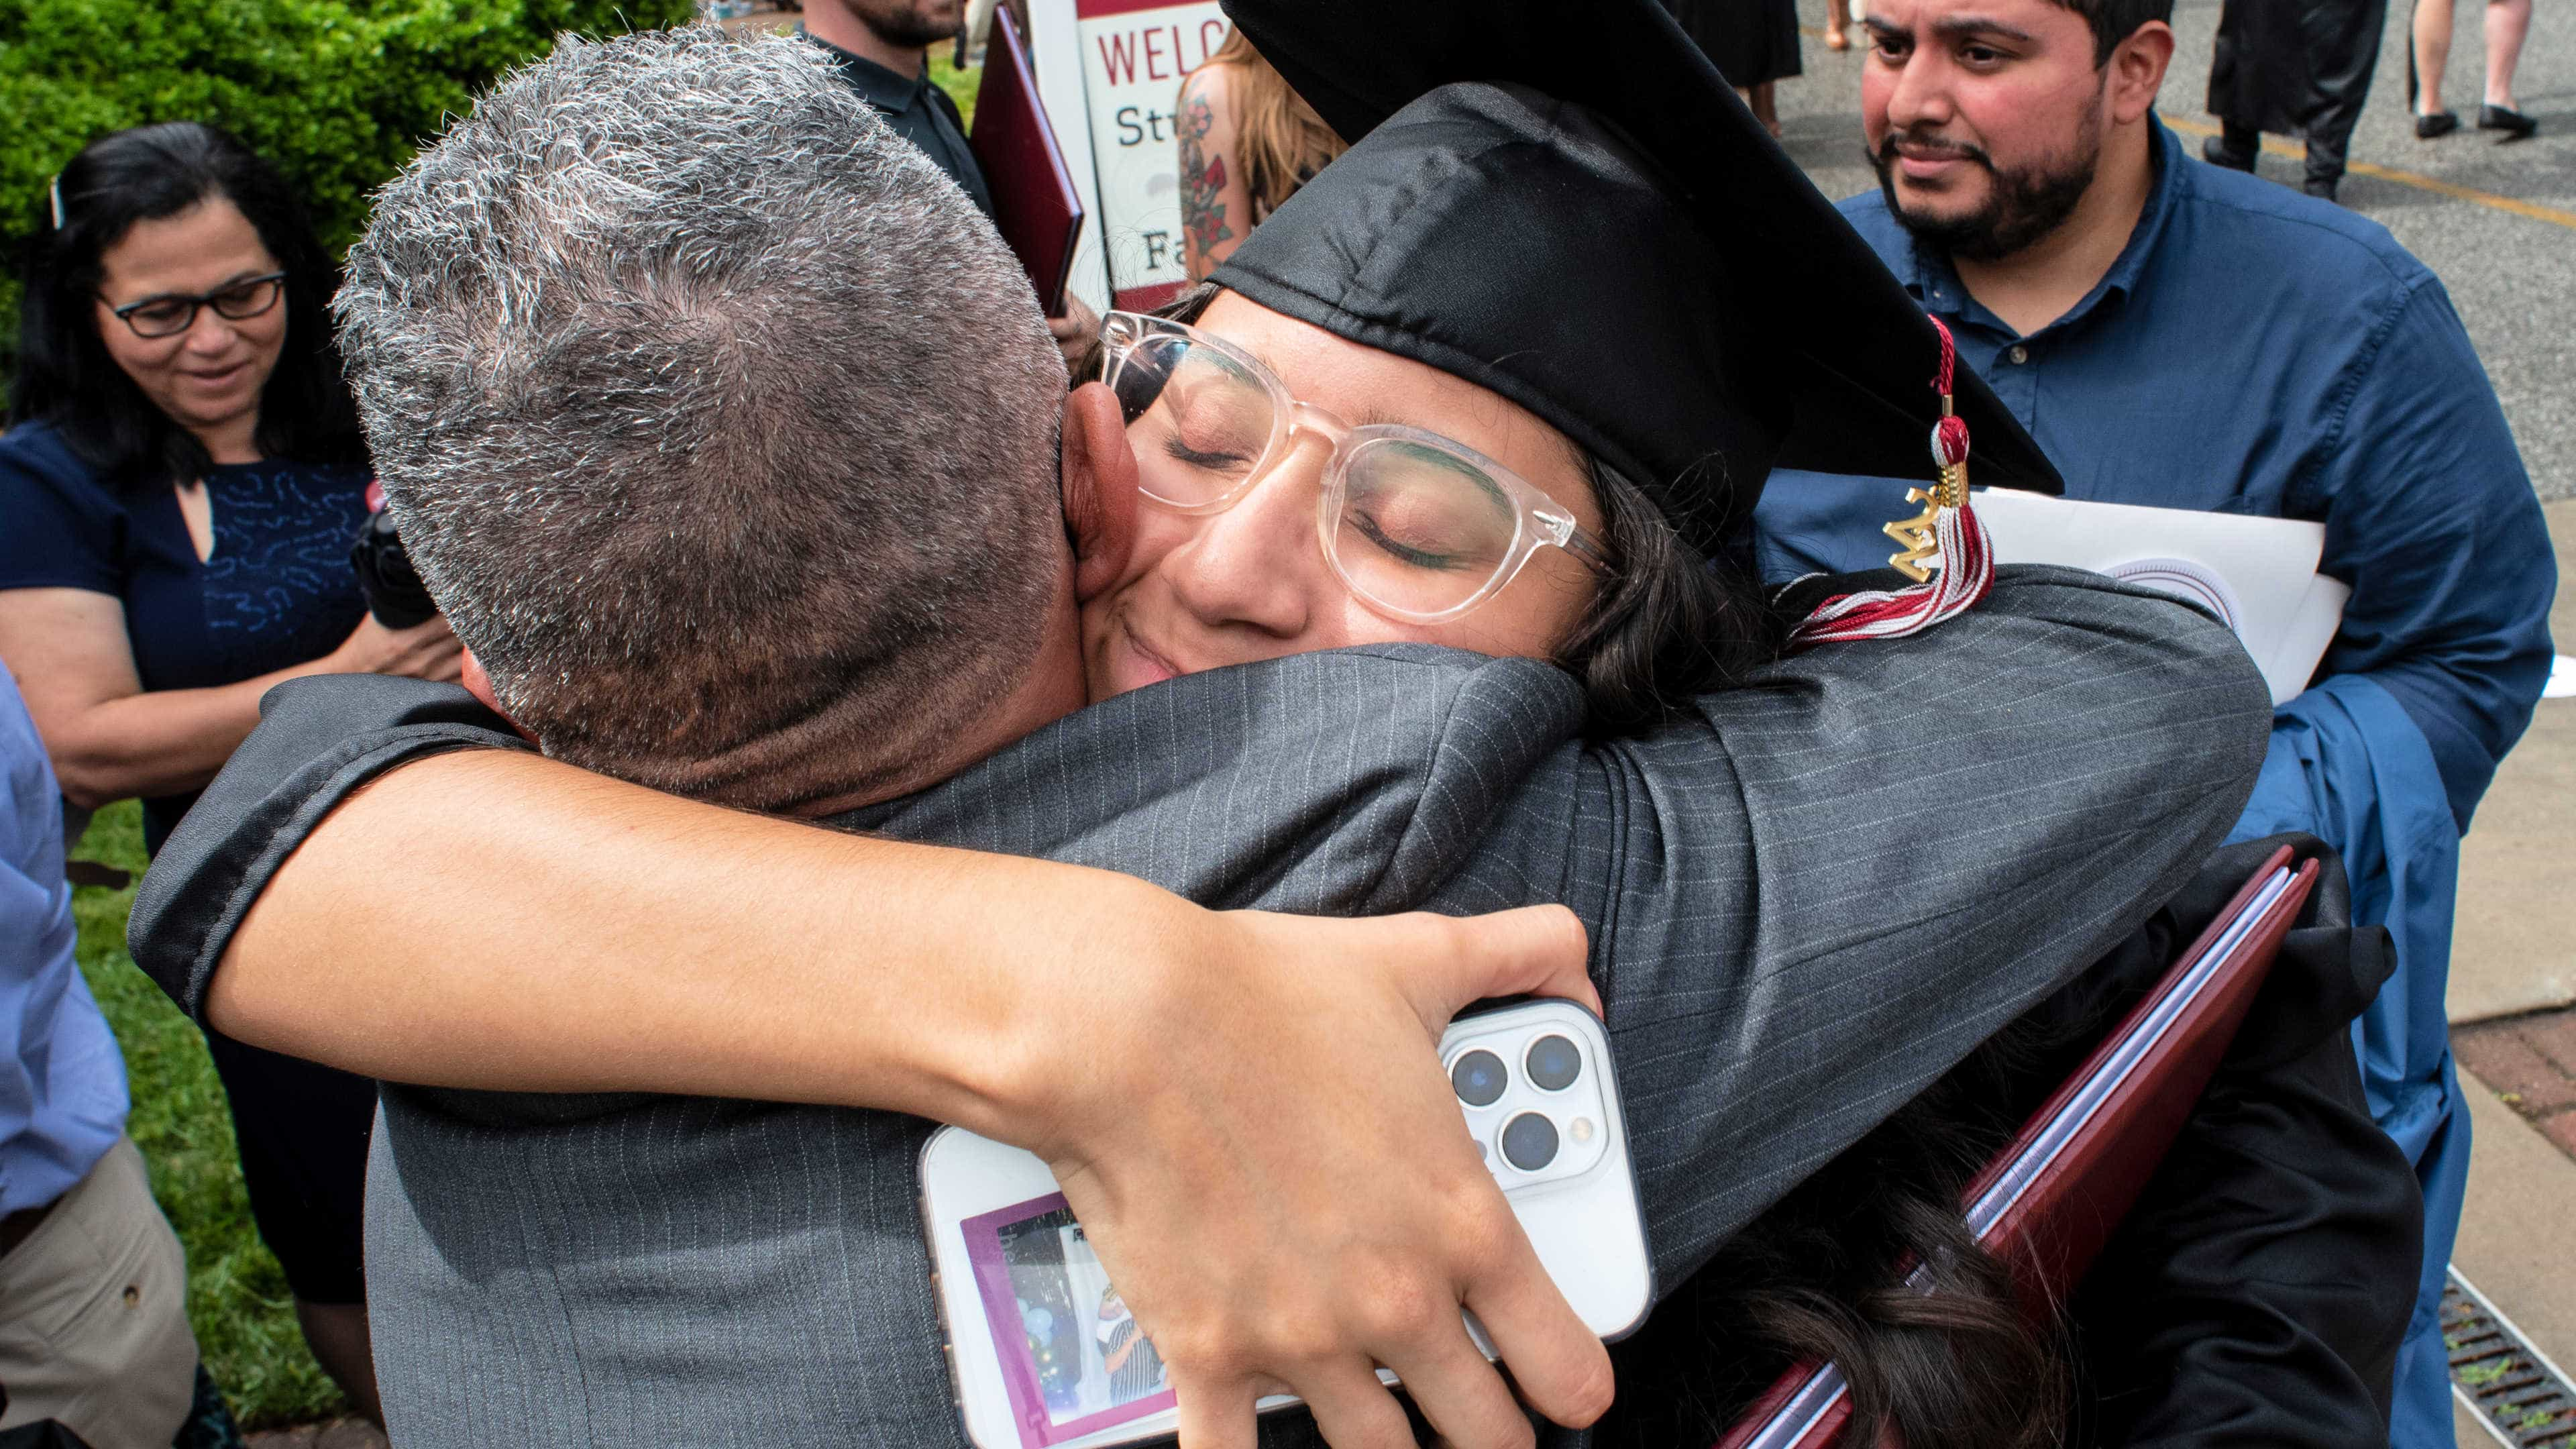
left=918, top=998, right=1654, bottom=1449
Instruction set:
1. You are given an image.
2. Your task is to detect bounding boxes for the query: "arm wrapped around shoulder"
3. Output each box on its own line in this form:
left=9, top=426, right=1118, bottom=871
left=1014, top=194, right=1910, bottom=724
left=1743, top=560, right=2277, bottom=985
left=1589, top=561, right=2275, bottom=1279
left=1719, top=561, right=2274, bottom=961
left=127, top=674, right=525, bottom=1022
left=1914, top=559, right=2277, bottom=809
left=1981, top=558, right=2275, bottom=819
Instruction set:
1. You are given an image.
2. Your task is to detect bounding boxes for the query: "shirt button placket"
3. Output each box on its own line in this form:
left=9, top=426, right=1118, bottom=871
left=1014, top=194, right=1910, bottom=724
left=1998, top=343, right=2037, bottom=427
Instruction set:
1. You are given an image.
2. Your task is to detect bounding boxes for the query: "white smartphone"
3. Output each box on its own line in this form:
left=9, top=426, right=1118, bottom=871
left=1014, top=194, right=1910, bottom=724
left=917, top=997, right=1654, bottom=1449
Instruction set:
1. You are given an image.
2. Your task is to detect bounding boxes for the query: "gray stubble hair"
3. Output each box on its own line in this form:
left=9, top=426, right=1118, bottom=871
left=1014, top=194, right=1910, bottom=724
left=336, top=25, right=1067, bottom=811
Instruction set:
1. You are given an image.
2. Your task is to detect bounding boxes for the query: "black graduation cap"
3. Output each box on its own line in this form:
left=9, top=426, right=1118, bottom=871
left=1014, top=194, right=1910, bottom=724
left=1208, top=0, right=2063, bottom=559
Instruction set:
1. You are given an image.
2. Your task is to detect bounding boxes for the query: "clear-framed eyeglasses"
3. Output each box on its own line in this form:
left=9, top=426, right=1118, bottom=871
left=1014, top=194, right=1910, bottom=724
left=105, top=271, right=286, bottom=339
left=1099, top=311, right=1613, bottom=625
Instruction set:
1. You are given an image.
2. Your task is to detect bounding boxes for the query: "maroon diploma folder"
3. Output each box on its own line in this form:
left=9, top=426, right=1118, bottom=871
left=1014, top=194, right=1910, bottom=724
left=1715, top=847, right=2320, bottom=1449
left=969, top=9, right=1085, bottom=317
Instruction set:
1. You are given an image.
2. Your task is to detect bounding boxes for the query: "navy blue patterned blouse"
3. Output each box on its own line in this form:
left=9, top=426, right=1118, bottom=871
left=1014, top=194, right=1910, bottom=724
left=0, top=420, right=369, bottom=851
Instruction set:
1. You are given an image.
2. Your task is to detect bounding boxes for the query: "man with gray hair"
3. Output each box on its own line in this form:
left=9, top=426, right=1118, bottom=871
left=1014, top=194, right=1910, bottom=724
left=341, top=26, right=1068, bottom=812
left=129, top=19, right=2283, bottom=1448
left=317, top=27, right=1616, bottom=1442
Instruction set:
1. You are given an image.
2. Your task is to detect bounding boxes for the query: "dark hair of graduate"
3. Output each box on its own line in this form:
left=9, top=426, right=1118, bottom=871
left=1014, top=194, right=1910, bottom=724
left=1138, top=283, right=1790, bottom=739
left=8, top=122, right=366, bottom=492
left=1555, top=452, right=1787, bottom=737
left=1599, top=1030, right=2071, bottom=1449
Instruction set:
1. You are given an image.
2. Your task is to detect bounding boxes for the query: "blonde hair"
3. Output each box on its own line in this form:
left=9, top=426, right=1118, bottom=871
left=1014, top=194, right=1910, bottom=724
left=1204, top=29, right=1345, bottom=221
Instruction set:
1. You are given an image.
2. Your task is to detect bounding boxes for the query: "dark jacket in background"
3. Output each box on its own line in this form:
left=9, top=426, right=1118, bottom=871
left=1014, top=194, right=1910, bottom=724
left=2208, top=0, right=2390, bottom=183
left=1662, top=0, right=1802, bottom=87
left=808, top=32, right=996, bottom=218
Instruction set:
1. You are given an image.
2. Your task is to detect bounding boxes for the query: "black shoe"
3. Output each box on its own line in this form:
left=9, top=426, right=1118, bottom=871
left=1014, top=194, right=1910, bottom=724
left=2416, top=109, right=2461, bottom=138
left=2304, top=175, right=2341, bottom=203
left=2479, top=104, right=2539, bottom=141
left=2201, top=134, right=2257, bottom=172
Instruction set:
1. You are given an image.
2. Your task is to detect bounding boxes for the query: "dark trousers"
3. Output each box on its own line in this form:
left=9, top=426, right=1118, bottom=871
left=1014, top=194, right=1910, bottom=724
left=2208, top=0, right=2390, bottom=184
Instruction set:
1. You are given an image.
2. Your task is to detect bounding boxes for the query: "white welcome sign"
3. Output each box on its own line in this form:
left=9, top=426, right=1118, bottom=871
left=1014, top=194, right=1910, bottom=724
left=1024, top=0, right=1229, bottom=314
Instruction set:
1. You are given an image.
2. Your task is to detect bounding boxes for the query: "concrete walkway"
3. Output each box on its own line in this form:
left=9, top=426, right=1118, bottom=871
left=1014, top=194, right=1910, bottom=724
left=2451, top=497, right=2576, bottom=1022
left=2451, top=1067, right=2576, bottom=1446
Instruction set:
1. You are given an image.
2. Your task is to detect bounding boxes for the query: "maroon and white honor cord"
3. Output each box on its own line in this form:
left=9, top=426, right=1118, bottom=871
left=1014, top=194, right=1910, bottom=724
left=1786, top=315, right=1998, bottom=649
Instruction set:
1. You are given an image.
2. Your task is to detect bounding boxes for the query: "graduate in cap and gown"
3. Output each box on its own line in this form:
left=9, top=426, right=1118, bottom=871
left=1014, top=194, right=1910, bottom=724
left=2204, top=0, right=2390, bottom=200
left=125, top=1, right=2413, bottom=1443
left=1200, top=0, right=2423, bottom=1441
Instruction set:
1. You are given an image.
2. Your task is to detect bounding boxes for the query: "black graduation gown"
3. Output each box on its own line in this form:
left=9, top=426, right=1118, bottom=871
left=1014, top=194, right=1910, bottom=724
left=1660, top=0, right=1803, bottom=87
left=1600, top=836, right=2422, bottom=1448
left=2207, top=0, right=2390, bottom=182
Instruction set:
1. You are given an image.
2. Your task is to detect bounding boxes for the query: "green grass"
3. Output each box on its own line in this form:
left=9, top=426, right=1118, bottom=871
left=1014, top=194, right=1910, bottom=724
left=71, top=800, right=348, bottom=1428
left=930, top=46, right=979, bottom=128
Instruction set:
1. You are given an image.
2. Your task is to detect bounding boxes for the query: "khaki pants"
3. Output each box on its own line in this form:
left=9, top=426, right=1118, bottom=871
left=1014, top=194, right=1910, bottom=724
left=0, top=1137, right=197, bottom=1449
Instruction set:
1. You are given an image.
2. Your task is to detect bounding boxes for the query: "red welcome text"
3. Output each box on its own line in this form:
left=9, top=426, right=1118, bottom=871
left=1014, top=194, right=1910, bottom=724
left=1091, top=17, right=1228, bottom=85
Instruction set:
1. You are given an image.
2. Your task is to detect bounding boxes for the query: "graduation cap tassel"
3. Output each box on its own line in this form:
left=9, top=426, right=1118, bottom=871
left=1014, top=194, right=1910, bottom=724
left=1786, top=318, right=1998, bottom=649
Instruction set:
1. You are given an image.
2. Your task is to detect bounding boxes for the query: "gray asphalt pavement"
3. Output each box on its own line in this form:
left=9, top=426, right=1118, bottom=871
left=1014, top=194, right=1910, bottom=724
left=1768, top=0, right=2575, bottom=500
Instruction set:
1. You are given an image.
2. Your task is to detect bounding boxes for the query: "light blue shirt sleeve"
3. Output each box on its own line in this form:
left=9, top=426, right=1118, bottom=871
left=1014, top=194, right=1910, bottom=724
left=0, top=661, right=128, bottom=1217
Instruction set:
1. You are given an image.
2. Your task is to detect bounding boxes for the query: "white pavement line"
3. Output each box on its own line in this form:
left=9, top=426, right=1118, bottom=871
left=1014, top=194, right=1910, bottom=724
left=2159, top=113, right=2576, bottom=231
left=2546, top=656, right=2576, bottom=700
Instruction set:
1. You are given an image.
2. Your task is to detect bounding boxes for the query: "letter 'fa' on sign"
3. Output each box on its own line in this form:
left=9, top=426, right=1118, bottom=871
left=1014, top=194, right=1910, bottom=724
left=1025, top=0, right=1230, bottom=314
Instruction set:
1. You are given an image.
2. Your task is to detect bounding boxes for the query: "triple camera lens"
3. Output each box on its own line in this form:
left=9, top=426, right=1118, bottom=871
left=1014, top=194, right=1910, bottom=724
left=1452, top=1033, right=1585, bottom=1173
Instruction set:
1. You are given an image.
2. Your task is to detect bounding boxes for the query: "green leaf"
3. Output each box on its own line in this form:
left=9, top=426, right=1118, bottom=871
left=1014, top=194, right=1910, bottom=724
left=0, top=0, right=698, bottom=386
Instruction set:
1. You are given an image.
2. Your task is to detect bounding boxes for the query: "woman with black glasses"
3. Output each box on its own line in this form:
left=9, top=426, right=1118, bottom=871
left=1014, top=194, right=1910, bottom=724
left=0, top=122, right=462, bottom=1423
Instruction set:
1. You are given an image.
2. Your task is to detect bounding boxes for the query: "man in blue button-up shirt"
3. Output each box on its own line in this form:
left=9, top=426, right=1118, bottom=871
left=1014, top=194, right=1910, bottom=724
left=1755, top=0, right=2556, bottom=1443
left=1, top=661, right=202, bottom=1445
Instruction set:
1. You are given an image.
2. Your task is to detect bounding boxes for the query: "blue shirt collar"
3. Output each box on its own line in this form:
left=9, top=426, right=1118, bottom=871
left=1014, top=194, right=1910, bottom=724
left=1902, top=115, right=2188, bottom=340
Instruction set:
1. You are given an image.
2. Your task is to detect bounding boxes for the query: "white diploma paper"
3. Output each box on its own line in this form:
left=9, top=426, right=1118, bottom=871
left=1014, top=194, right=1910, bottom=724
left=1974, top=489, right=2351, bottom=707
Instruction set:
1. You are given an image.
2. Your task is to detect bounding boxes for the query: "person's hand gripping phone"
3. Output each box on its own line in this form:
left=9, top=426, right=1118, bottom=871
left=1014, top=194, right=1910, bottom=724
left=1006, top=904, right=1617, bottom=1449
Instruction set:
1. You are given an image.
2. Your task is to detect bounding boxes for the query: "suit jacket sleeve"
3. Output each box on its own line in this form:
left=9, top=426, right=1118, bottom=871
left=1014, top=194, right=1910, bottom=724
left=127, top=674, right=528, bottom=1022
left=1416, top=566, right=2277, bottom=1287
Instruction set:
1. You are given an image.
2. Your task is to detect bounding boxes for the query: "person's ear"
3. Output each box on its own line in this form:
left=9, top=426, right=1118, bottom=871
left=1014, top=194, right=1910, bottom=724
left=2106, top=21, right=2176, bottom=125
left=458, top=648, right=539, bottom=745
left=1059, top=381, right=1139, bottom=603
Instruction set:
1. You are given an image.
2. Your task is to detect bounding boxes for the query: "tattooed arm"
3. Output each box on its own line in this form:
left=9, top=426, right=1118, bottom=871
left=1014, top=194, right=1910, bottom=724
left=1177, top=65, right=1255, bottom=280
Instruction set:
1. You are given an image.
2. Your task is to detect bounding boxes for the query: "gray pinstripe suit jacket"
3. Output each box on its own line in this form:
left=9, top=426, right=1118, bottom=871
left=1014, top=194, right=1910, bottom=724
left=131, top=566, right=2271, bottom=1447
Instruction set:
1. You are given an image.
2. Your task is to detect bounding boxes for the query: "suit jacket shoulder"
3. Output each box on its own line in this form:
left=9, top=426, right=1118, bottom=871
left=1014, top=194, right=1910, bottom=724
left=1424, top=566, right=2273, bottom=1275
left=851, top=642, right=1589, bottom=916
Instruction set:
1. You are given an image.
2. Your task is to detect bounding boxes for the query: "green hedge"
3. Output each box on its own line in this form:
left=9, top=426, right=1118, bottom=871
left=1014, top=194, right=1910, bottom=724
left=0, top=0, right=698, bottom=377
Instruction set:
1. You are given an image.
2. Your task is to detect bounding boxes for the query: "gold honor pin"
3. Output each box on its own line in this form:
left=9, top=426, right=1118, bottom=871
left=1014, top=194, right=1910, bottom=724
left=1882, top=395, right=1970, bottom=582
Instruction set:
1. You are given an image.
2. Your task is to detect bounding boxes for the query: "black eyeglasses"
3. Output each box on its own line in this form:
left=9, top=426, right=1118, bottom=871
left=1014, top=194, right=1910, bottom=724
left=104, top=272, right=286, bottom=339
